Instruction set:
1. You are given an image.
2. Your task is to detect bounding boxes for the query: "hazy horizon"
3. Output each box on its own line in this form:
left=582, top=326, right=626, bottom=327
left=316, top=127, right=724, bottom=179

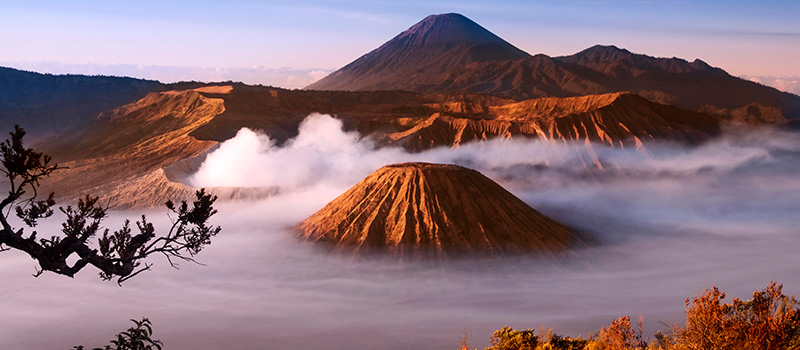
left=2, top=60, right=799, bottom=96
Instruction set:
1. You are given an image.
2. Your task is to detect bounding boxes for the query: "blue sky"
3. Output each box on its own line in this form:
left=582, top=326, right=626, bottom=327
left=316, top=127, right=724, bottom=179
left=1, top=0, right=798, bottom=84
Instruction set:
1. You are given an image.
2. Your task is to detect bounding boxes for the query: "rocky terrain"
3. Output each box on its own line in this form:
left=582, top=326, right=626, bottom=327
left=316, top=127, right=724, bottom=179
left=4, top=12, right=796, bottom=210
left=35, top=85, right=274, bottom=208
left=297, top=162, right=582, bottom=258
left=30, top=83, right=727, bottom=207
left=388, top=92, right=720, bottom=153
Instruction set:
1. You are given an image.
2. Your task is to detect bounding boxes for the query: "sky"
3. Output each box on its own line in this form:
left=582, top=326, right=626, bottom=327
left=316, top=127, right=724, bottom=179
left=1, top=0, right=798, bottom=89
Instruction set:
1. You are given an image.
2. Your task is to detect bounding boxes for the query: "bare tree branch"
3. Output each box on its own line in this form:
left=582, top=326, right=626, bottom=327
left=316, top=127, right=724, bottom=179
left=0, top=125, right=221, bottom=284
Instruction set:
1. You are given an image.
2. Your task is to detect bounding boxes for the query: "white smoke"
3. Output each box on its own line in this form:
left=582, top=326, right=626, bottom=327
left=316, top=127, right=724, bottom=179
left=190, top=113, right=407, bottom=189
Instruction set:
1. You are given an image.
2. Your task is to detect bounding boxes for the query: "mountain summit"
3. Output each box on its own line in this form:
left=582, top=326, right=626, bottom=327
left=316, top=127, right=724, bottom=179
left=389, top=13, right=526, bottom=48
left=306, top=13, right=530, bottom=91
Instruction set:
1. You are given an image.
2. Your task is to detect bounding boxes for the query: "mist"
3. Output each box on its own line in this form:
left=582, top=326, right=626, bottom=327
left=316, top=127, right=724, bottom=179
left=0, top=61, right=333, bottom=89
left=2, top=114, right=799, bottom=349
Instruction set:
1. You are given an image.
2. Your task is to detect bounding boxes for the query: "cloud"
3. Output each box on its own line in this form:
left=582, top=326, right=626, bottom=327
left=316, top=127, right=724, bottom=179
left=307, top=69, right=330, bottom=82
left=3, top=114, right=800, bottom=349
left=191, top=114, right=800, bottom=237
left=744, top=75, right=800, bottom=95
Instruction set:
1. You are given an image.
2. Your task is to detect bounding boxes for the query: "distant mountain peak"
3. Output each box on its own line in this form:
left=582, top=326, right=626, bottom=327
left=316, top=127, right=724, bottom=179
left=587, top=44, right=628, bottom=52
left=306, top=13, right=529, bottom=91
left=394, top=13, right=517, bottom=47
left=572, top=45, right=634, bottom=59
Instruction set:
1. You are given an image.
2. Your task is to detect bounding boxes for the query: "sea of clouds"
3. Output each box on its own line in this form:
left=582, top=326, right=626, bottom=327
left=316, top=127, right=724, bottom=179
left=2, top=114, right=799, bottom=350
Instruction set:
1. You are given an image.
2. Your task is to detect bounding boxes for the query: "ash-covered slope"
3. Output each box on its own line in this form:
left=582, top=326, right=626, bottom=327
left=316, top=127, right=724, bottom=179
left=37, top=86, right=230, bottom=207
left=297, top=162, right=581, bottom=258
left=389, top=92, right=721, bottom=152
left=306, top=13, right=529, bottom=91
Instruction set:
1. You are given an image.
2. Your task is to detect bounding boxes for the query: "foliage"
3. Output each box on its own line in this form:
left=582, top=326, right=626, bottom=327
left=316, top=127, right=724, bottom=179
left=0, top=125, right=221, bottom=284
left=483, top=326, right=587, bottom=350
left=541, top=332, right=588, bottom=350
left=586, top=316, right=647, bottom=350
left=487, top=326, right=539, bottom=350
left=479, top=282, right=800, bottom=350
left=73, top=318, right=163, bottom=350
left=675, top=282, right=800, bottom=350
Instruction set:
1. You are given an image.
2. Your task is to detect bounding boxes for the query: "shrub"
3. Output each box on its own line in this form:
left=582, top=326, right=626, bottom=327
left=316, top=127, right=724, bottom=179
left=676, top=282, right=800, bottom=350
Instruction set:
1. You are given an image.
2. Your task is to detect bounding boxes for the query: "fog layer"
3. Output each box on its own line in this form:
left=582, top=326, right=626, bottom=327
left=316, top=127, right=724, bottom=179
left=2, top=114, right=799, bottom=350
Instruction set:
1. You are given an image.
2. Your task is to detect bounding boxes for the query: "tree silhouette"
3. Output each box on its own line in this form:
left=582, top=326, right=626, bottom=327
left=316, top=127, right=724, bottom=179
left=0, top=125, right=221, bottom=284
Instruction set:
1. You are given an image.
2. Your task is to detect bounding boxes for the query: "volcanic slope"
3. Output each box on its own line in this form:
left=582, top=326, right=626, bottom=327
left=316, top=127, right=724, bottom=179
left=389, top=92, right=721, bottom=153
left=36, top=84, right=474, bottom=207
left=306, top=13, right=530, bottom=91
left=297, top=162, right=582, bottom=258
left=38, top=85, right=723, bottom=207
left=36, top=85, right=278, bottom=208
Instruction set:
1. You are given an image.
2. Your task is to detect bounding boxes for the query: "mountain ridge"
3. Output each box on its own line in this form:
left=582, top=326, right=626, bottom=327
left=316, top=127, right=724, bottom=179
left=306, top=14, right=800, bottom=121
left=37, top=85, right=725, bottom=207
left=0, top=66, right=163, bottom=139
left=389, top=92, right=721, bottom=153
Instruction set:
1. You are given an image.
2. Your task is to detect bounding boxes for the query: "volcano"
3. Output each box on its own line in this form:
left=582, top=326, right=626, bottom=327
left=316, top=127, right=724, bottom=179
left=297, top=162, right=582, bottom=258
left=306, top=14, right=800, bottom=121
left=306, top=13, right=530, bottom=91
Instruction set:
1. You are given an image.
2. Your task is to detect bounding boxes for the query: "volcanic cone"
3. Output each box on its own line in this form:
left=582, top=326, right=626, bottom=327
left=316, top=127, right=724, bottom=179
left=297, top=162, right=582, bottom=258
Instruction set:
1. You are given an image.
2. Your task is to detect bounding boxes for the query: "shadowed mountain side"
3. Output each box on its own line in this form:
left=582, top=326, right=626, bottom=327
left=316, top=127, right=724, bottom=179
left=430, top=54, right=606, bottom=98
left=297, top=163, right=582, bottom=258
left=306, top=13, right=529, bottom=91
left=187, top=86, right=440, bottom=144
left=184, top=84, right=520, bottom=146
left=437, top=46, right=800, bottom=120
left=0, top=66, right=163, bottom=139
left=553, top=45, right=800, bottom=118
left=700, top=102, right=788, bottom=125
left=388, top=92, right=721, bottom=153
